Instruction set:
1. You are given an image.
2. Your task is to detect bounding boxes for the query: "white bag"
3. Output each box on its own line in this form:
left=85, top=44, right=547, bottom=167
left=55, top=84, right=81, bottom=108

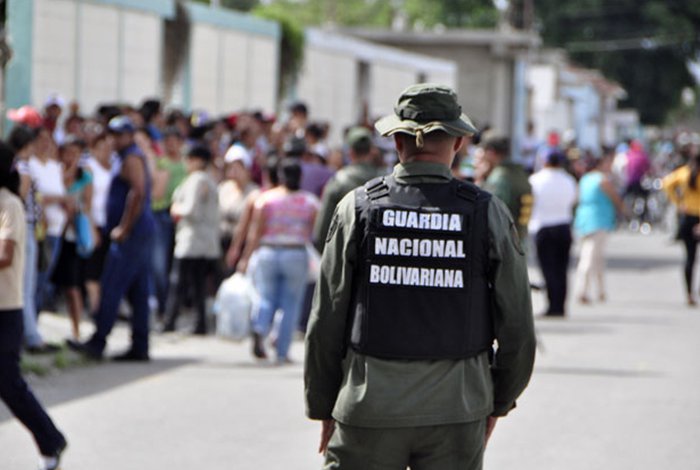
left=213, top=272, right=257, bottom=340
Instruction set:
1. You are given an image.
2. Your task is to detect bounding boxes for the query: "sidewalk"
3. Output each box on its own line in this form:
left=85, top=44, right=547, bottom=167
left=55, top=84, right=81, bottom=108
left=1, top=231, right=699, bottom=469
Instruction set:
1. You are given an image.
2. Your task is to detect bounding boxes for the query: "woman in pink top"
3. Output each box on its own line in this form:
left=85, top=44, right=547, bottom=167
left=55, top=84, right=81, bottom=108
left=240, top=159, right=319, bottom=363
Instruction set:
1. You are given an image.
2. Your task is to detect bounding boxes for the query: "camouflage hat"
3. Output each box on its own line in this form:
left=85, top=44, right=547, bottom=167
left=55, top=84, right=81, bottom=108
left=375, top=83, right=476, bottom=146
left=346, top=126, right=372, bottom=151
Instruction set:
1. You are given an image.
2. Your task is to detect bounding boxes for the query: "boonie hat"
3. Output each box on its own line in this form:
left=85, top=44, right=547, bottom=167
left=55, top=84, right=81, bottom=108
left=375, top=83, right=476, bottom=147
left=7, top=106, right=43, bottom=129
left=346, top=126, right=373, bottom=151
left=107, top=115, right=136, bottom=134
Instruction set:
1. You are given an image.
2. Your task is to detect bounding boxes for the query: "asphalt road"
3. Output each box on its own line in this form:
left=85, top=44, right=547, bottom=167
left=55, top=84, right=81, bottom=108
left=1, top=231, right=698, bottom=469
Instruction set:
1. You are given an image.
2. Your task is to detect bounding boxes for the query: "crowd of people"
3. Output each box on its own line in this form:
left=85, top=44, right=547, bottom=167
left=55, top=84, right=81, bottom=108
left=2, top=88, right=700, bottom=467
left=2, top=95, right=699, bottom=355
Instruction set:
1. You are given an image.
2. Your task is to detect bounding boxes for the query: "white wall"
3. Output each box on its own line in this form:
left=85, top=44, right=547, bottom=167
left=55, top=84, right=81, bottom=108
left=31, top=0, right=163, bottom=113
left=296, top=47, right=356, bottom=144
left=189, top=24, right=279, bottom=115
left=297, top=29, right=457, bottom=146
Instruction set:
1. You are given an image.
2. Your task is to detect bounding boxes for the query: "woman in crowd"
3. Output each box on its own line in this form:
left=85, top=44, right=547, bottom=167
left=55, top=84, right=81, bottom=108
left=574, top=148, right=625, bottom=304
left=162, top=146, right=221, bottom=335
left=84, top=133, right=112, bottom=314
left=29, top=127, right=69, bottom=313
left=662, top=148, right=700, bottom=305
left=7, top=125, right=56, bottom=353
left=51, top=137, right=93, bottom=340
left=239, top=159, right=319, bottom=364
left=0, top=141, right=67, bottom=470
left=219, top=142, right=259, bottom=262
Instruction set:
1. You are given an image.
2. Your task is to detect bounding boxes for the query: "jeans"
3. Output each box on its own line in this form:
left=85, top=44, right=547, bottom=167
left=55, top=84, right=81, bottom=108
left=151, top=210, right=174, bottom=316
left=88, top=232, right=153, bottom=355
left=679, top=214, right=700, bottom=295
left=22, top=224, right=44, bottom=347
left=252, top=246, right=308, bottom=360
left=35, top=234, right=61, bottom=313
left=535, top=224, right=572, bottom=315
left=0, top=309, right=65, bottom=456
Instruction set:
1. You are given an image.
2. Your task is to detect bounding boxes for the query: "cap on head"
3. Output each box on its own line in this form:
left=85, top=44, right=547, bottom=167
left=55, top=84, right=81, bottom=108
left=346, top=126, right=373, bottom=152
left=224, top=144, right=253, bottom=170
left=107, top=115, right=136, bottom=135
left=375, top=83, right=476, bottom=148
left=7, top=106, right=43, bottom=129
left=44, top=93, right=66, bottom=109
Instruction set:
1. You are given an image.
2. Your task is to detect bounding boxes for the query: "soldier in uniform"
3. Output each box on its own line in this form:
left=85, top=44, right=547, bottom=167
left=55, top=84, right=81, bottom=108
left=481, top=136, right=533, bottom=242
left=304, top=84, right=536, bottom=470
left=313, top=126, right=384, bottom=252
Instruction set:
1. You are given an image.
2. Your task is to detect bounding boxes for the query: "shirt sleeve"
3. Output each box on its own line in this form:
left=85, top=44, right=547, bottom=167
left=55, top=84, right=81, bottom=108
left=487, top=197, right=537, bottom=416
left=661, top=168, right=683, bottom=207
left=304, top=191, right=357, bottom=420
left=312, top=180, right=342, bottom=252
left=0, top=199, right=23, bottom=242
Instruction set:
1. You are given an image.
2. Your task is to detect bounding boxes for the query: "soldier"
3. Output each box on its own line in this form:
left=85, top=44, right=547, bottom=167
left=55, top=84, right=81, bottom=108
left=481, top=136, right=533, bottom=242
left=304, top=84, right=536, bottom=469
left=313, top=126, right=384, bottom=252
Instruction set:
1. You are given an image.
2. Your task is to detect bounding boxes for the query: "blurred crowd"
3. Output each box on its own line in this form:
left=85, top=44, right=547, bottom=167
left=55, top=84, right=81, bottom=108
left=3, top=93, right=700, bottom=361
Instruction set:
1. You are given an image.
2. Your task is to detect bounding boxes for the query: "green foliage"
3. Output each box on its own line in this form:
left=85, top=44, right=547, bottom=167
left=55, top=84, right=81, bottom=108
left=534, top=0, right=700, bottom=125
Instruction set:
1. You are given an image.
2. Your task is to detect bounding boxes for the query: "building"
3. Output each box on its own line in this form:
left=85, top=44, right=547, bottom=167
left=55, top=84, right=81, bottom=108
left=295, top=28, right=457, bottom=145
left=528, top=49, right=638, bottom=150
left=4, top=0, right=280, bottom=119
left=347, top=27, right=540, bottom=157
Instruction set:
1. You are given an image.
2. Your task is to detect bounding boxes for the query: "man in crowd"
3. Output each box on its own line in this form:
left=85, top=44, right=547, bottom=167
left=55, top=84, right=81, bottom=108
left=313, top=126, right=383, bottom=252
left=481, top=136, right=533, bottom=242
left=69, top=116, right=155, bottom=361
left=529, top=152, right=578, bottom=317
left=305, top=84, right=536, bottom=469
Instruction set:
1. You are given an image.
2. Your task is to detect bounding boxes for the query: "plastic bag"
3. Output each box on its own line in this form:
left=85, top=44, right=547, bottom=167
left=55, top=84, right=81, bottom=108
left=213, top=272, right=257, bottom=340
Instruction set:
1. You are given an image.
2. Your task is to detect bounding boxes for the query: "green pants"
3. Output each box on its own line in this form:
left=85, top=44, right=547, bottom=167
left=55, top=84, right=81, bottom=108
left=324, top=420, right=486, bottom=470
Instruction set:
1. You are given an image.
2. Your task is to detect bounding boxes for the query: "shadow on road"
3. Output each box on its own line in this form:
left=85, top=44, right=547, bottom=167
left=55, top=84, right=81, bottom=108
left=0, top=357, right=196, bottom=425
left=535, top=365, right=664, bottom=378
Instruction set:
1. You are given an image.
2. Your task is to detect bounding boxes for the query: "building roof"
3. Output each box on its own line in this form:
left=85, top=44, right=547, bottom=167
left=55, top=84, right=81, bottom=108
left=345, top=27, right=541, bottom=50
left=306, top=28, right=456, bottom=74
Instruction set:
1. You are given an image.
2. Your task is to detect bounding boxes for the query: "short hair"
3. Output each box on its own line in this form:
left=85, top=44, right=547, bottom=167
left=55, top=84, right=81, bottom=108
left=483, top=136, right=510, bottom=157
left=187, top=145, right=212, bottom=163
left=396, top=130, right=454, bottom=155
left=7, top=125, right=37, bottom=153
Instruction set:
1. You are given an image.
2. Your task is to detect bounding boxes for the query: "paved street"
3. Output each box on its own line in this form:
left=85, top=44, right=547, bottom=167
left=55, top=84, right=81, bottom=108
left=1, top=231, right=699, bottom=469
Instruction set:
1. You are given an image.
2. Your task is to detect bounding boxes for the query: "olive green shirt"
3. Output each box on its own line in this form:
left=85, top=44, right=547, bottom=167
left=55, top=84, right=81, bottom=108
left=483, top=161, right=533, bottom=241
left=304, top=161, right=536, bottom=428
left=313, top=162, right=384, bottom=252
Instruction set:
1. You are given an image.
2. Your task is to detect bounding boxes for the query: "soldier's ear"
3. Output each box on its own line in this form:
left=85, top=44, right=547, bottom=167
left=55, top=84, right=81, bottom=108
left=394, top=134, right=405, bottom=154
left=453, top=136, right=465, bottom=153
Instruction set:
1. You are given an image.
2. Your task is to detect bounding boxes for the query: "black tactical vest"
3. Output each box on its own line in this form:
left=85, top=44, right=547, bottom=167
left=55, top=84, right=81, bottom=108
left=349, top=175, right=493, bottom=360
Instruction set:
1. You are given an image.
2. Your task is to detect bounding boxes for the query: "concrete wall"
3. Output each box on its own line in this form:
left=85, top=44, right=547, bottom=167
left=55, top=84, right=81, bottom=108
left=29, top=0, right=166, bottom=113
left=5, top=0, right=279, bottom=117
left=187, top=19, right=278, bottom=115
left=297, top=29, right=457, bottom=145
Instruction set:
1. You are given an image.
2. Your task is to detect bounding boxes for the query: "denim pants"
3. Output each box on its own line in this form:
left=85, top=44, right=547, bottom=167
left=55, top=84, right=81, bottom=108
left=0, top=310, right=65, bottom=456
left=252, top=246, right=308, bottom=360
left=35, top=234, right=61, bottom=313
left=89, top=232, right=153, bottom=355
left=150, top=210, right=174, bottom=315
left=22, top=224, right=44, bottom=347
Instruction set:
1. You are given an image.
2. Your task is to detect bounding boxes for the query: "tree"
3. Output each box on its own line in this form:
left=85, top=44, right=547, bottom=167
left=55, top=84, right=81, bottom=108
left=532, top=0, right=700, bottom=125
